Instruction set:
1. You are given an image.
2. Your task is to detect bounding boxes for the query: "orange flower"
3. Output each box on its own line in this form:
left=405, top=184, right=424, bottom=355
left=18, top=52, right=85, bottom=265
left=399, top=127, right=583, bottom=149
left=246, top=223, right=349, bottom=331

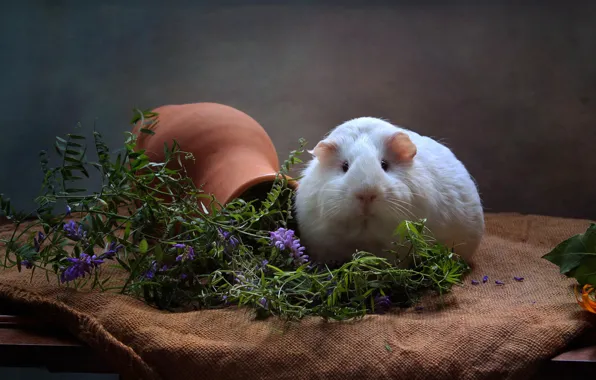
left=575, top=284, right=596, bottom=314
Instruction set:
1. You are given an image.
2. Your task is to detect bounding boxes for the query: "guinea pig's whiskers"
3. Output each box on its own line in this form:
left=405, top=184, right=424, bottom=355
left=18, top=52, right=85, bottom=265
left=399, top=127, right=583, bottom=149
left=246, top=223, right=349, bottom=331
left=321, top=201, right=339, bottom=215
left=407, top=191, right=430, bottom=201
left=388, top=198, right=414, bottom=206
left=386, top=197, right=417, bottom=211
left=323, top=189, right=348, bottom=196
left=393, top=207, right=414, bottom=220
left=317, top=198, right=342, bottom=220
left=320, top=210, right=340, bottom=223
left=386, top=200, right=416, bottom=219
left=385, top=201, right=407, bottom=215
left=317, top=199, right=342, bottom=210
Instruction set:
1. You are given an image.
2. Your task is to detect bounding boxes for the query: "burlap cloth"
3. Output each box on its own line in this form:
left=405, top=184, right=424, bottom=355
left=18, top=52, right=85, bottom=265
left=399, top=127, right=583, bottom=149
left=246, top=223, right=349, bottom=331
left=1, top=213, right=595, bottom=380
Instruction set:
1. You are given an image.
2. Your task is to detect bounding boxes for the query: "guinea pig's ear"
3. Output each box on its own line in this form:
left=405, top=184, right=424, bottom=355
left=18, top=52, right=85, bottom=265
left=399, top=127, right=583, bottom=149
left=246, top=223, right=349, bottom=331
left=311, top=141, right=338, bottom=165
left=386, top=132, right=417, bottom=162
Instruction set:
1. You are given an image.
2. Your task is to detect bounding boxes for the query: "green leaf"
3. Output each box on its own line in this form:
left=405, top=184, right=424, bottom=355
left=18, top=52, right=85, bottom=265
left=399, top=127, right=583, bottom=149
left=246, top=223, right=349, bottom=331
left=140, top=128, right=155, bottom=135
left=542, top=224, right=596, bottom=278
left=154, top=244, right=164, bottom=262
left=567, top=257, right=596, bottom=286
left=139, top=239, right=149, bottom=254
left=123, top=222, right=131, bottom=240
left=131, top=111, right=142, bottom=124
left=54, top=142, right=66, bottom=155
left=116, top=258, right=130, bottom=272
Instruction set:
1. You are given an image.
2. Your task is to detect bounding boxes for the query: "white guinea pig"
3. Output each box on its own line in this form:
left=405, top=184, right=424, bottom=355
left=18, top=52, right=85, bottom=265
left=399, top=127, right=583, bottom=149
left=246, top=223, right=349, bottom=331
left=294, top=117, right=484, bottom=265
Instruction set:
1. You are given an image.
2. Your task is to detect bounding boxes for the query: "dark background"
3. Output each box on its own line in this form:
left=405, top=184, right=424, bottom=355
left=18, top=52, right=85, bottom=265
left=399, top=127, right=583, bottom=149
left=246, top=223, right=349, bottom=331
left=1, top=0, right=595, bottom=219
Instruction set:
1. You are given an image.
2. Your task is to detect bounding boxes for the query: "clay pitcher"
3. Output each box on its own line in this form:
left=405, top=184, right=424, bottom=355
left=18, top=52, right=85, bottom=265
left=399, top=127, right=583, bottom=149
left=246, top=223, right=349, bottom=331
left=131, top=102, right=288, bottom=208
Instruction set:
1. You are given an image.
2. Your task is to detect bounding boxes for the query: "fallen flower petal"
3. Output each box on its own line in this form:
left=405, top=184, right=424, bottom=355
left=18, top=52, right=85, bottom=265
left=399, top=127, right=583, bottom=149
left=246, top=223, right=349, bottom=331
left=471, top=280, right=479, bottom=285
left=495, top=280, right=505, bottom=285
left=514, top=276, right=524, bottom=282
left=482, top=275, right=488, bottom=283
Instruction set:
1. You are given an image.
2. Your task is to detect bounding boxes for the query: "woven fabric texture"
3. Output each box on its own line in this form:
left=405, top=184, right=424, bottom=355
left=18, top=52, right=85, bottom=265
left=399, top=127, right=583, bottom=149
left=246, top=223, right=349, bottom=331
left=1, top=213, right=595, bottom=380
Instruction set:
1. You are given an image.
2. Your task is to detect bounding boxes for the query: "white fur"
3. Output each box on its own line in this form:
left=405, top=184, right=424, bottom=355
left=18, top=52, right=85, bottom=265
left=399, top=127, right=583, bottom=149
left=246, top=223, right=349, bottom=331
left=294, top=117, right=485, bottom=264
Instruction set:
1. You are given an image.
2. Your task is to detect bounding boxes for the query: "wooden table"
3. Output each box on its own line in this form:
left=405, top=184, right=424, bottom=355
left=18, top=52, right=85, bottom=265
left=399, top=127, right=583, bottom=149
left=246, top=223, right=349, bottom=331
left=0, top=302, right=594, bottom=379
left=0, top=302, right=119, bottom=377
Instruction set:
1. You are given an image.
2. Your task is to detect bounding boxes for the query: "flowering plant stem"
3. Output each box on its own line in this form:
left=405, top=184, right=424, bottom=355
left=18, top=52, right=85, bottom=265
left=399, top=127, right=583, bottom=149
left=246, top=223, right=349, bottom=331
left=0, top=110, right=469, bottom=321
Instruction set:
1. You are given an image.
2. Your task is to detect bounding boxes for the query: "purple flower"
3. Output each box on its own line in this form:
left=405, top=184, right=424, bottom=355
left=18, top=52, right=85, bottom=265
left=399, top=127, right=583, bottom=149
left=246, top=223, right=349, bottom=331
left=482, top=275, right=489, bottom=283
left=471, top=279, right=479, bottom=285
left=233, top=273, right=254, bottom=290
left=63, top=220, right=86, bottom=241
left=180, top=273, right=188, bottom=280
left=228, top=235, right=239, bottom=247
left=174, top=244, right=195, bottom=262
left=60, top=253, right=104, bottom=283
left=257, top=259, right=269, bottom=271
left=234, top=272, right=246, bottom=284
left=33, top=231, right=45, bottom=252
left=217, top=228, right=239, bottom=249
left=269, top=228, right=309, bottom=266
left=514, top=276, right=524, bottom=282
left=65, top=205, right=72, bottom=216
left=259, top=297, right=269, bottom=309
left=101, top=241, right=123, bottom=260
left=143, top=261, right=169, bottom=279
left=495, top=280, right=505, bottom=285
left=374, top=295, right=392, bottom=312
left=269, top=228, right=292, bottom=250
left=21, top=259, right=33, bottom=269
left=144, top=261, right=158, bottom=279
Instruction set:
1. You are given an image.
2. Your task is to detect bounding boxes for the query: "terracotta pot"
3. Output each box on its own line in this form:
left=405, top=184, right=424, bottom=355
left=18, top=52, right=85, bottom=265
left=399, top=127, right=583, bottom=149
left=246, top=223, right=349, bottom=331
left=131, top=102, right=293, bottom=208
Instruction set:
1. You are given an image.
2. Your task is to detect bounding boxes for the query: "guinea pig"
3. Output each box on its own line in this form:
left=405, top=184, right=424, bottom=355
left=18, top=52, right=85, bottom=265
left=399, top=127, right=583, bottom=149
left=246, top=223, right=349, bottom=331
left=294, top=117, right=484, bottom=265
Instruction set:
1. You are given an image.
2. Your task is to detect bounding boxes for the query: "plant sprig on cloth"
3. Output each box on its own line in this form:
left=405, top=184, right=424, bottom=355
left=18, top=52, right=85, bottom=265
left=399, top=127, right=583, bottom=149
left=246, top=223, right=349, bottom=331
left=0, top=110, right=469, bottom=321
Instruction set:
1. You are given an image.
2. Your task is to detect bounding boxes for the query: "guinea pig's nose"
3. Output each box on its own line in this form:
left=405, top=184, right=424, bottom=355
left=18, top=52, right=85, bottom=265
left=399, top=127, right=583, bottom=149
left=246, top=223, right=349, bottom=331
left=355, top=189, right=379, bottom=204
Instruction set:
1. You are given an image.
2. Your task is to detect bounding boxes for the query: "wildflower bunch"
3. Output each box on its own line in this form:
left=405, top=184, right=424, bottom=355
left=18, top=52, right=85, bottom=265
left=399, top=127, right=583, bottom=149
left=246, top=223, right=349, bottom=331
left=0, top=109, right=469, bottom=321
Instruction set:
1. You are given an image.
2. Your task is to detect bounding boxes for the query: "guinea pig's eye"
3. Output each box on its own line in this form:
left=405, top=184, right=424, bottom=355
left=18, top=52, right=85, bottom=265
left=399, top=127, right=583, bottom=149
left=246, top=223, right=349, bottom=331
left=342, top=161, right=349, bottom=173
left=381, top=159, right=389, bottom=171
